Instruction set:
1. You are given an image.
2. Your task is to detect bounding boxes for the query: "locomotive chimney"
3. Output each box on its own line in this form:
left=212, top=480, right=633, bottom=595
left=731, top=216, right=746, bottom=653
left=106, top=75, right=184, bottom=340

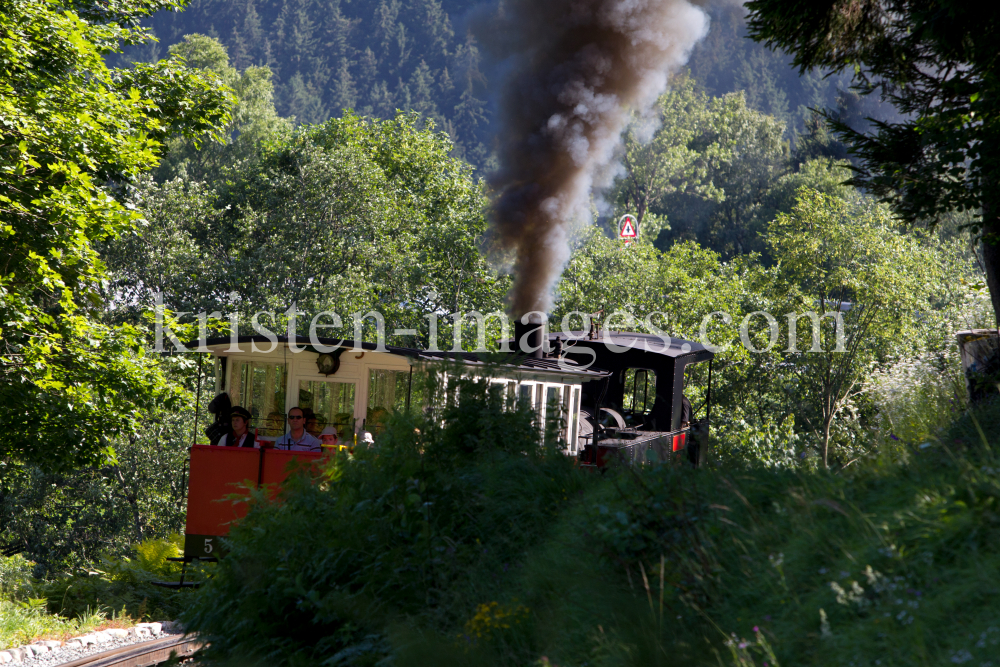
left=514, top=315, right=546, bottom=359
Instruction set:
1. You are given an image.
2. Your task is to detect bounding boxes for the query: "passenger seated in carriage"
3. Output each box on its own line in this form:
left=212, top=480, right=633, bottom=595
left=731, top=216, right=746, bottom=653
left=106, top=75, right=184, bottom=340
left=217, top=406, right=259, bottom=448
left=275, top=407, right=322, bottom=452
left=319, top=425, right=339, bottom=450
left=304, top=409, right=323, bottom=438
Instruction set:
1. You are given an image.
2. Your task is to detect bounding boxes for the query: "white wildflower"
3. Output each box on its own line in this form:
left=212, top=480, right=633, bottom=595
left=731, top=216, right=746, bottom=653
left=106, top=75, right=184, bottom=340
left=819, top=608, right=832, bottom=638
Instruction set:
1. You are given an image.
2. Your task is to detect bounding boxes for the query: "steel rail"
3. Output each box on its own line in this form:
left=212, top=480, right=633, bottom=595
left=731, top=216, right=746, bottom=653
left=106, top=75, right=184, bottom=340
left=55, top=635, right=201, bottom=667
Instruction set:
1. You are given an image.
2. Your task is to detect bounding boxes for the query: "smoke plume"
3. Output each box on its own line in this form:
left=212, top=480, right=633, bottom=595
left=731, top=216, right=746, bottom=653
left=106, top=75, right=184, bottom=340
left=483, top=0, right=709, bottom=317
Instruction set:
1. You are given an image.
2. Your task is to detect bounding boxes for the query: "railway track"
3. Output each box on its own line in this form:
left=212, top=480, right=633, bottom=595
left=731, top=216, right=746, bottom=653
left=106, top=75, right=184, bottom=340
left=55, top=635, right=201, bottom=667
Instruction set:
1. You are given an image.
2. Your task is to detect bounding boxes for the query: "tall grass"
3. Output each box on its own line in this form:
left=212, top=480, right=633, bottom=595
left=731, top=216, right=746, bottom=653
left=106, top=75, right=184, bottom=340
left=181, top=365, right=1000, bottom=666
left=868, top=345, right=968, bottom=449
left=0, top=591, right=115, bottom=649
left=512, top=399, right=1000, bottom=667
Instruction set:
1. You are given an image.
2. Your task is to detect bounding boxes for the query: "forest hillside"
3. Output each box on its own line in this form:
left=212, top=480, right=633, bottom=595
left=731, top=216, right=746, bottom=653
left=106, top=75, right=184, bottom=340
left=119, top=0, right=861, bottom=169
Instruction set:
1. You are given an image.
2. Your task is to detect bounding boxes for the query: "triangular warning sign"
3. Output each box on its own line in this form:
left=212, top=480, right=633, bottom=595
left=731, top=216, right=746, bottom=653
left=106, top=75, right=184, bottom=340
left=620, top=217, right=636, bottom=238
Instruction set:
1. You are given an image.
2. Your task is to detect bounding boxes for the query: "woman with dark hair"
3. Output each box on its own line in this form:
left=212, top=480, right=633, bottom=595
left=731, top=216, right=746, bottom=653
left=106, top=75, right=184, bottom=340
left=204, top=392, right=232, bottom=445
left=217, top=406, right=259, bottom=447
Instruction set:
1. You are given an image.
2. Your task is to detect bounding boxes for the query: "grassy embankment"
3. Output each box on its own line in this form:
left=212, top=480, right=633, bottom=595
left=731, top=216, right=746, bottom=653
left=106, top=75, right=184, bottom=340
left=178, top=372, right=1000, bottom=667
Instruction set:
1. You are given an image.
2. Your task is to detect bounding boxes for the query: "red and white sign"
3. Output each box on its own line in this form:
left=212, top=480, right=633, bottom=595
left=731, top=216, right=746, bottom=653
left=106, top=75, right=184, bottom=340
left=618, top=214, right=638, bottom=243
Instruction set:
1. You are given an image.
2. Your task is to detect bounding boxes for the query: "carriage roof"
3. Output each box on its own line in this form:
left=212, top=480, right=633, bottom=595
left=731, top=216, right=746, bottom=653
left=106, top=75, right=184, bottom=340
left=195, top=335, right=612, bottom=380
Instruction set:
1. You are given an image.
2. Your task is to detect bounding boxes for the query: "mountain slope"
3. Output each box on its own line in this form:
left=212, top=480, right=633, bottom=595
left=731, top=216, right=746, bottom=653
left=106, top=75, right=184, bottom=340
left=120, top=0, right=494, bottom=165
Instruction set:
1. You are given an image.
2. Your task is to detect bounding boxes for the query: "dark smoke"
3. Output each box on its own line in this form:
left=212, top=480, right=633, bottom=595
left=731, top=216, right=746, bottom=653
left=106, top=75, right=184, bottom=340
left=482, top=0, right=709, bottom=317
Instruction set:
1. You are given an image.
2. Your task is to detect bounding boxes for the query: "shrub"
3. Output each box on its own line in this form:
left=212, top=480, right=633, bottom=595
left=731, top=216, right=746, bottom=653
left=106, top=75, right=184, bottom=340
left=181, top=368, right=1000, bottom=667
left=183, top=369, right=594, bottom=665
left=0, top=556, right=35, bottom=599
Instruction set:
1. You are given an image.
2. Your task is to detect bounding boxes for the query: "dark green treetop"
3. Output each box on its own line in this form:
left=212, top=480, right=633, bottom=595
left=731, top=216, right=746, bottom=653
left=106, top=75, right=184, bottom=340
left=746, top=0, right=1000, bottom=323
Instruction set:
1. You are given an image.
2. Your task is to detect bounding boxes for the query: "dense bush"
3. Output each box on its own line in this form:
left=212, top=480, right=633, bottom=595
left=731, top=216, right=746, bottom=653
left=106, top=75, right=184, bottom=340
left=37, top=533, right=194, bottom=622
left=183, top=370, right=594, bottom=665
left=184, top=371, right=1000, bottom=666
left=571, top=400, right=1000, bottom=666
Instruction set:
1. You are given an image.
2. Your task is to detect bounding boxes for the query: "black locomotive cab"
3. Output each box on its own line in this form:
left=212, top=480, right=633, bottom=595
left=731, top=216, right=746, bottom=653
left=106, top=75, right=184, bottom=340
left=555, top=330, right=714, bottom=467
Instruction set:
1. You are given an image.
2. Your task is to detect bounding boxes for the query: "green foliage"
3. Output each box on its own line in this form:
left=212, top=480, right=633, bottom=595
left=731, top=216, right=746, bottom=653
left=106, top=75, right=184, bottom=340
left=613, top=75, right=728, bottom=228
left=0, top=597, right=109, bottom=651
left=570, top=184, right=971, bottom=469
left=580, top=408, right=1000, bottom=666
left=868, top=350, right=966, bottom=454
left=650, top=87, right=787, bottom=258
left=182, top=369, right=594, bottom=665
left=105, top=112, right=508, bottom=348
left=754, top=158, right=853, bottom=238
left=687, top=3, right=849, bottom=137
left=551, top=230, right=750, bottom=349
left=764, top=188, right=938, bottom=466
left=0, top=557, right=34, bottom=597
left=0, top=0, right=231, bottom=470
left=155, top=34, right=293, bottom=182
left=712, top=415, right=800, bottom=469
left=0, top=534, right=190, bottom=649
left=745, top=0, right=1000, bottom=323
left=867, top=267, right=994, bottom=454
left=792, top=114, right=851, bottom=166
left=38, top=534, right=194, bottom=622
left=180, top=384, right=1000, bottom=666
left=0, top=402, right=191, bottom=573
left=133, top=534, right=183, bottom=578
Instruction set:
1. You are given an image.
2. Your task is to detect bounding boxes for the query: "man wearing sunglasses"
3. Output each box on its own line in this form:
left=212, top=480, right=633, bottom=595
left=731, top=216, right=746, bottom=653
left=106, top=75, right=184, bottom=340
left=274, top=407, right=322, bottom=451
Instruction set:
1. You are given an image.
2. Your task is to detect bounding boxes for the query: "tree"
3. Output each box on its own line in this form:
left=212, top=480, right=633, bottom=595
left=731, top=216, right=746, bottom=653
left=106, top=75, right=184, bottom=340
left=126, top=0, right=495, bottom=168
left=552, top=229, right=741, bottom=341
left=105, top=111, right=509, bottom=349
left=746, top=0, right=1000, bottom=324
left=154, top=34, right=293, bottom=182
left=0, top=0, right=230, bottom=469
left=700, top=90, right=788, bottom=257
left=0, top=400, right=192, bottom=570
left=765, top=189, right=936, bottom=467
left=612, top=76, right=725, bottom=229
left=636, top=83, right=787, bottom=258
left=686, top=2, right=848, bottom=136
left=751, top=158, right=854, bottom=247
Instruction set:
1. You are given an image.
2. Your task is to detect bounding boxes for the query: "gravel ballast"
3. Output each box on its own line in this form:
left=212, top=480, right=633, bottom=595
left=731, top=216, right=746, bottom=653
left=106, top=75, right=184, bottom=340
left=0, top=622, right=182, bottom=666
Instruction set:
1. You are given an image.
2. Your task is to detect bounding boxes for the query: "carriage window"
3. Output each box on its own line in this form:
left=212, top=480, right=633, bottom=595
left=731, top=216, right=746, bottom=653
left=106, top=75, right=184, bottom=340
left=214, top=357, right=224, bottom=395
left=367, top=369, right=411, bottom=434
left=407, top=369, right=429, bottom=413
left=561, top=385, right=572, bottom=446
left=299, top=380, right=356, bottom=439
left=489, top=381, right=506, bottom=408
left=569, top=386, right=581, bottom=451
left=229, top=361, right=287, bottom=435
left=623, top=368, right=656, bottom=414
left=544, top=385, right=563, bottom=440
left=518, top=383, right=533, bottom=407
left=546, top=386, right=562, bottom=416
